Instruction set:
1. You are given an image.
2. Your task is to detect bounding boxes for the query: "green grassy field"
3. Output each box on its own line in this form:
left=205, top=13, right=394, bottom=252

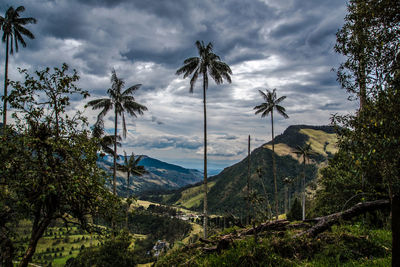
left=13, top=219, right=146, bottom=267
left=14, top=221, right=103, bottom=266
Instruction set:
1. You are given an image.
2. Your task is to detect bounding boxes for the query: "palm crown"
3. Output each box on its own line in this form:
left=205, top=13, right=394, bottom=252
left=118, top=151, right=147, bottom=189
left=254, top=89, right=289, bottom=119
left=0, top=6, right=36, bottom=54
left=294, top=143, right=315, bottom=162
left=176, top=40, right=232, bottom=92
left=87, top=69, right=147, bottom=138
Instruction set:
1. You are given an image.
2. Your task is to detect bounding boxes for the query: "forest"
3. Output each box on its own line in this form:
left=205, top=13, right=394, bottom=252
left=1, top=0, right=399, bottom=266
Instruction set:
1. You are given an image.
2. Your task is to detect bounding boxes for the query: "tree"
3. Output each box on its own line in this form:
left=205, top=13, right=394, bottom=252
left=87, top=69, right=147, bottom=196
left=118, top=151, right=147, bottom=195
left=333, top=1, right=400, bottom=265
left=68, top=232, right=137, bottom=267
left=293, top=143, right=315, bottom=220
left=0, top=64, right=119, bottom=267
left=287, top=198, right=302, bottom=221
left=254, top=88, right=288, bottom=220
left=335, top=0, right=399, bottom=111
left=0, top=6, right=36, bottom=129
left=176, top=40, right=232, bottom=238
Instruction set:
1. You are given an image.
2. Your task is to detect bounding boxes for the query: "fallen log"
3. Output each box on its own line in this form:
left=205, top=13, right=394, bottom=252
left=240, top=219, right=290, bottom=236
left=295, top=199, right=390, bottom=238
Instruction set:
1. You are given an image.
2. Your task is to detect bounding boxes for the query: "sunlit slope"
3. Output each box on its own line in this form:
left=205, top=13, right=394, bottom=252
left=299, top=128, right=338, bottom=156
left=263, top=128, right=338, bottom=162
left=174, top=181, right=216, bottom=209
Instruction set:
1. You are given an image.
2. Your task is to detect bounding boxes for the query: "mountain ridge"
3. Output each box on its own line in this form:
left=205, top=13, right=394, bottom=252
left=97, top=154, right=203, bottom=196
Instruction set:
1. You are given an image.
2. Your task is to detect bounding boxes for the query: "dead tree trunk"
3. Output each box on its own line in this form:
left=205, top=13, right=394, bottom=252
left=296, top=199, right=390, bottom=238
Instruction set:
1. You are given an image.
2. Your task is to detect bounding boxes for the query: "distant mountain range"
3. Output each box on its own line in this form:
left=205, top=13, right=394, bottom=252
left=97, top=155, right=203, bottom=196
left=140, top=125, right=338, bottom=216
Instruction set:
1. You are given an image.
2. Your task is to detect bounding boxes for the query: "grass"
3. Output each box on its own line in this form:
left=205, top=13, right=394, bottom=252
left=263, top=143, right=300, bottom=161
left=175, top=181, right=216, bottom=209
left=13, top=220, right=145, bottom=267
left=156, top=223, right=392, bottom=266
left=263, top=128, right=338, bottom=162
left=15, top=224, right=103, bottom=267
left=299, top=128, right=338, bottom=156
left=181, top=222, right=203, bottom=244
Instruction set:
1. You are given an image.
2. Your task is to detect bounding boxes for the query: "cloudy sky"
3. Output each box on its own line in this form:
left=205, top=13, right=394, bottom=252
left=1, top=0, right=357, bottom=171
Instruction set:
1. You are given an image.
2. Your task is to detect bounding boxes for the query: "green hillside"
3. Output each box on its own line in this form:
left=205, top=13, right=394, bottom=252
left=144, top=125, right=337, bottom=216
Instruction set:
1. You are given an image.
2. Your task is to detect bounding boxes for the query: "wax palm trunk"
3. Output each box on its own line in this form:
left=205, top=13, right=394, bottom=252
left=3, top=35, right=9, bottom=128
left=202, top=73, right=208, bottom=238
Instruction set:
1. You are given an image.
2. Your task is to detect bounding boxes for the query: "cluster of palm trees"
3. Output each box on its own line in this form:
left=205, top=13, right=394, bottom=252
left=86, top=69, right=148, bottom=196
left=1, top=6, right=314, bottom=239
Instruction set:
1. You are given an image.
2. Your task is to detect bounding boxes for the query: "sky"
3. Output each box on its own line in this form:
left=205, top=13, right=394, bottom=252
left=0, top=0, right=358, bottom=172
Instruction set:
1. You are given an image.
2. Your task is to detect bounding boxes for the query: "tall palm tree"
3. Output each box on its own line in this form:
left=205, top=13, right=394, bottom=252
left=293, top=143, right=315, bottom=220
left=118, top=151, right=147, bottom=194
left=176, top=40, right=232, bottom=238
left=118, top=151, right=147, bottom=229
left=254, top=88, right=288, bottom=220
left=0, top=6, right=36, bottom=128
left=87, top=69, right=147, bottom=196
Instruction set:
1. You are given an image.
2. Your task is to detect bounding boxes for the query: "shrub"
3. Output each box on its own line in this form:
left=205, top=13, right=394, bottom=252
left=287, top=198, right=302, bottom=221
left=69, top=233, right=137, bottom=267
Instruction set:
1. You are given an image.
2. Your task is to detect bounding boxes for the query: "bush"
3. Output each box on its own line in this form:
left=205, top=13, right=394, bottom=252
left=287, top=198, right=302, bottom=221
left=69, top=233, right=137, bottom=267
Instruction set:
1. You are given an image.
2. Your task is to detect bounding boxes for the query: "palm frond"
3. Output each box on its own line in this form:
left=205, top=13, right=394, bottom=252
left=123, top=101, right=148, bottom=117
left=209, top=65, right=223, bottom=85
left=275, top=95, right=287, bottom=105
left=176, top=59, right=199, bottom=78
left=122, top=84, right=141, bottom=96
left=15, top=6, right=25, bottom=13
left=195, top=40, right=204, bottom=53
left=275, top=105, right=289, bottom=119
left=86, top=98, right=111, bottom=109
left=183, top=57, right=199, bottom=65
left=15, top=17, right=37, bottom=25
left=14, top=24, right=35, bottom=39
left=258, top=90, right=268, bottom=102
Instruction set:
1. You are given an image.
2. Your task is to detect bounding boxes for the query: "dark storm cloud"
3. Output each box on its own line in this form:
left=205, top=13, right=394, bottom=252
left=0, top=0, right=354, bottom=169
left=216, top=134, right=239, bottom=141
left=129, top=135, right=202, bottom=150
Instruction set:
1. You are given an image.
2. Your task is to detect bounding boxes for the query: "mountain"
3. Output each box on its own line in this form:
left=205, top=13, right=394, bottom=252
left=141, top=125, right=337, bottom=216
left=97, top=155, right=203, bottom=196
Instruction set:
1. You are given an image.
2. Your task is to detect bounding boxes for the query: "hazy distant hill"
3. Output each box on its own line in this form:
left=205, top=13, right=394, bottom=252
left=97, top=155, right=203, bottom=196
left=141, top=125, right=337, bottom=215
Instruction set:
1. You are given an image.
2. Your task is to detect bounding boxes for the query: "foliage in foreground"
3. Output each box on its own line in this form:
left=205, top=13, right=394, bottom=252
left=156, top=224, right=391, bottom=266
left=0, top=64, right=119, bottom=267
